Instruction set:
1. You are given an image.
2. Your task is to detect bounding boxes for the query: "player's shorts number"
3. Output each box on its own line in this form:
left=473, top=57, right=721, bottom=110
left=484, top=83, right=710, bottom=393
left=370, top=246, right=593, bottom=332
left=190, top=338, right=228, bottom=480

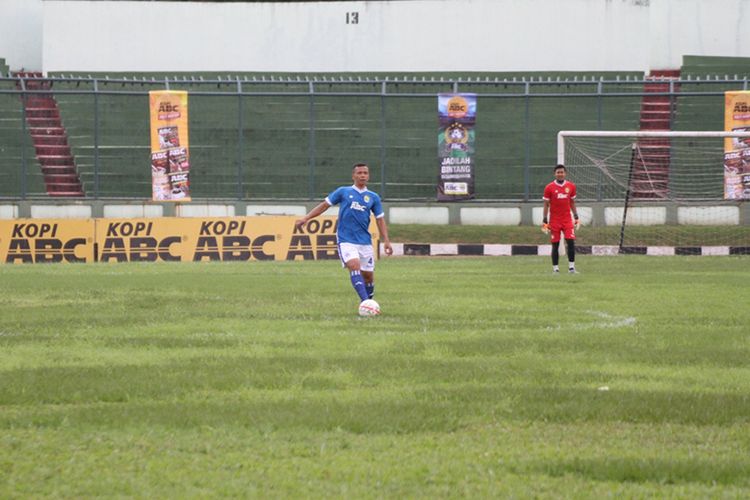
left=338, top=242, right=375, bottom=271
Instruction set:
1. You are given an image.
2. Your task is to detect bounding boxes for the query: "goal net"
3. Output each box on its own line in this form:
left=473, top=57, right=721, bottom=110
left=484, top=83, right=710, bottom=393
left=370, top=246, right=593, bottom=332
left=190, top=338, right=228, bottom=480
left=558, top=131, right=750, bottom=253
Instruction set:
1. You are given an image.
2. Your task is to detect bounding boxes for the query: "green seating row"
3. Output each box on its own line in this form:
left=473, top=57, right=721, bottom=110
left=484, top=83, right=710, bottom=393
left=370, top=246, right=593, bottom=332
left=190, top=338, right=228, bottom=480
left=0, top=92, right=47, bottom=197
left=5, top=71, right=645, bottom=199
left=673, top=55, right=750, bottom=132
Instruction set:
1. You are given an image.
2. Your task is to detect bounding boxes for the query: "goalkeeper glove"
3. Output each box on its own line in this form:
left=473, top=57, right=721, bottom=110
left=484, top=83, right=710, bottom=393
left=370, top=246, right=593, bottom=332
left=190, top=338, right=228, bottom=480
left=574, top=215, right=581, bottom=230
left=541, top=217, right=549, bottom=234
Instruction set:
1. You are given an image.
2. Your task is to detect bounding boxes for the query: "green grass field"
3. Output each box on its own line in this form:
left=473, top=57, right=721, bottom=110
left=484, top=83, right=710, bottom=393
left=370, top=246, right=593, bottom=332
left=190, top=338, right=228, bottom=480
left=2, top=256, right=750, bottom=497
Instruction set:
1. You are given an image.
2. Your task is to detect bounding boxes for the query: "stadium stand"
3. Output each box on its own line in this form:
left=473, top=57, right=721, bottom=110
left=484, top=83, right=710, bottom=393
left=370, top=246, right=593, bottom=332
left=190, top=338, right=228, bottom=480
left=0, top=72, right=47, bottom=198
left=674, top=55, right=750, bottom=132
left=43, top=71, right=644, bottom=200
left=630, top=69, right=682, bottom=198
left=667, top=56, right=750, bottom=200
left=14, top=72, right=84, bottom=196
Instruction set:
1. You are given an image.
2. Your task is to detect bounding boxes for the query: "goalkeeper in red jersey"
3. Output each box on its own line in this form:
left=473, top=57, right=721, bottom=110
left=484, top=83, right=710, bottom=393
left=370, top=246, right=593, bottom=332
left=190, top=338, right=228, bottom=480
left=542, top=164, right=580, bottom=274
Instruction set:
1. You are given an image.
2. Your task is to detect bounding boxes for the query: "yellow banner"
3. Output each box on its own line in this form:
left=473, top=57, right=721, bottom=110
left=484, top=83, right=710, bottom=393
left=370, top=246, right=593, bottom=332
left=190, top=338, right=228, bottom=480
left=724, top=91, right=750, bottom=199
left=0, top=219, right=95, bottom=264
left=0, top=217, right=378, bottom=264
left=149, top=90, right=191, bottom=201
left=95, top=216, right=377, bottom=263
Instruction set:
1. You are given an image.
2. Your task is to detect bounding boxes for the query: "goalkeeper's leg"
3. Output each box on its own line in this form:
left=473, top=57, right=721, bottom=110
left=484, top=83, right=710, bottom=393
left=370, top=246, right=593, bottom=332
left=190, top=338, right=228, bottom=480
left=551, top=240, right=560, bottom=272
left=565, top=238, right=577, bottom=272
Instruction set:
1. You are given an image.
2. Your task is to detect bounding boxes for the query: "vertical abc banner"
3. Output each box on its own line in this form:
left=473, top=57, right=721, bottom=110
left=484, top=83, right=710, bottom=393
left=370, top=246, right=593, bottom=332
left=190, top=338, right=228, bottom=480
left=149, top=90, right=191, bottom=202
left=437, top=93, right=477, bottom=201
left=724, top=91, right=750, bottom=200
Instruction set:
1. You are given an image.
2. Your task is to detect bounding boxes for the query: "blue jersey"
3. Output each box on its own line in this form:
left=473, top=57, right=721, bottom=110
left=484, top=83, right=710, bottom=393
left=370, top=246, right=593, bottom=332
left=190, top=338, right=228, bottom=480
left=326, top=185, right=384, bottom=245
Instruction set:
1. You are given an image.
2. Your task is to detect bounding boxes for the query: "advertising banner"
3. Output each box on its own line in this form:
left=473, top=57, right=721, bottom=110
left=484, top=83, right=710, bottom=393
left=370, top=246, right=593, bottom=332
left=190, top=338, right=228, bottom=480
left=149, top=91, right=191, bottom=201
left=0, top=219, right=95, bottom=263
left=0, top=217, right=379, bottom=264
left=724, top=91, right=750, bottom=199
left=95, top=216, right=377, bottom=263
left=437, top=93, right=477, bottom=201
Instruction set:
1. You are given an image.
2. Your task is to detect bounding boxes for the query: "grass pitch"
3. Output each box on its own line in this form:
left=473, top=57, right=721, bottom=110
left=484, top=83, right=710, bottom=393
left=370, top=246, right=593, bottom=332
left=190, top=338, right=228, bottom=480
left=1, top=256, right=750, bottom=497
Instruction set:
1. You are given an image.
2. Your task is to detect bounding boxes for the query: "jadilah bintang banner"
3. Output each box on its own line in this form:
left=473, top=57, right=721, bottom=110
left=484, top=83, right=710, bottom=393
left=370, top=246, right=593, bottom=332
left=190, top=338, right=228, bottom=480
left=149, top=90, right=191, bottom=201
left=437, top=93, right=476, bottom=201
left=724, top=91, right=750, bottom=200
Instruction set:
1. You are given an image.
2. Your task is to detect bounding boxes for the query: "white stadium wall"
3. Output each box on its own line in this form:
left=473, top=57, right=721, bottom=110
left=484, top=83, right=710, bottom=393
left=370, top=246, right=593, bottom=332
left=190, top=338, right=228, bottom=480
left=649, top=0, right=750, bottom=70
left=0, top=0, right=735, bottom=74
left=39, top=0, right=649, bottom=73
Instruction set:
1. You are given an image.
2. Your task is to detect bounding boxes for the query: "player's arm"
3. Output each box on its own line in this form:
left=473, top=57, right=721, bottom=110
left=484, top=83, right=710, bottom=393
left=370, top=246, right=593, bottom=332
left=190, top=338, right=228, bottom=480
left=542, top=199, right=550, bottom=233
left=375, top=215, right=393, bottom=256
left=570, top=198, right=580, bottom=228
left=295, top=200, right=331, bottom=229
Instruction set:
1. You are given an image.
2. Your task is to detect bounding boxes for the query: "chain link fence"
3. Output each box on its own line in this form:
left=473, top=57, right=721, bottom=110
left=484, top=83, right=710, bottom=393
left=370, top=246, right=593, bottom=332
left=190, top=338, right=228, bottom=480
left=0, top=74, right=747, bottom=201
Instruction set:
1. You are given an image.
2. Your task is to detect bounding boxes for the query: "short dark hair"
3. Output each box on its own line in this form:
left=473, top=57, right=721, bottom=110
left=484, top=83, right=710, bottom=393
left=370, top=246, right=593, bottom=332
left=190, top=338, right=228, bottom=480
left=554, top=164, right=566, bottom=172
left=352, top=163, right=369, bottom=171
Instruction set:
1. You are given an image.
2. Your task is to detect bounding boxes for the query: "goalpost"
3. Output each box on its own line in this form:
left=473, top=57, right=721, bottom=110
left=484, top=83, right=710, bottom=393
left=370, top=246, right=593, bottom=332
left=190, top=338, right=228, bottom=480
left=557, top=131, right=750, bottom=253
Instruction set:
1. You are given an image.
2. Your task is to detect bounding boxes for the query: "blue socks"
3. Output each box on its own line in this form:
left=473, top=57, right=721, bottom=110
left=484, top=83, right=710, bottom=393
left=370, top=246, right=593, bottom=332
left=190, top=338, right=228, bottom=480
left=365, top=283, right=375, bottom=300
left=350, top=270, right=369, bottom=301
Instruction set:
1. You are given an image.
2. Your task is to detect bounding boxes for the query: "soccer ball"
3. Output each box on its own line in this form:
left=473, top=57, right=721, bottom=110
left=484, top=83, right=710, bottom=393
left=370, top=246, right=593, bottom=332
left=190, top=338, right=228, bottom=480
left=358, top=299, right=381, bottom=317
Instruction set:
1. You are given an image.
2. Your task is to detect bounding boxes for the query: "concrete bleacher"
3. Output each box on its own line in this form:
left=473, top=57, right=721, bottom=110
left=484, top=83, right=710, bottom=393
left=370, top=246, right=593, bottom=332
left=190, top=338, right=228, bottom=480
left=43, top=71, right=645, bottom=200
left=0, top=74, right=47, bottom=198
left=670, top=56, right=750, bottom=199
left=673, top=55, right=750, bottom=132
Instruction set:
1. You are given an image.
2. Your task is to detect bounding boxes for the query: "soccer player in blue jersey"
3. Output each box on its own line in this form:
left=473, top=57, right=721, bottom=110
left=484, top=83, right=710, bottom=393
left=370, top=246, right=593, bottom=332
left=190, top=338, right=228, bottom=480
left=295, top=163, right=393, bottom=304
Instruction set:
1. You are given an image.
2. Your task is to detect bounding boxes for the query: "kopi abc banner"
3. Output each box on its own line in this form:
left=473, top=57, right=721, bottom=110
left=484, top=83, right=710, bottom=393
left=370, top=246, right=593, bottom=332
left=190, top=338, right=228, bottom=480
left=149, top=90, right=191, bottom=201
left=724, top=91, right=750, bottom=200
left=0, top=216, right=379, bottom=264
left=437, top=93, right=477, bottom=201
left=0, top=219, right=95, bottom=263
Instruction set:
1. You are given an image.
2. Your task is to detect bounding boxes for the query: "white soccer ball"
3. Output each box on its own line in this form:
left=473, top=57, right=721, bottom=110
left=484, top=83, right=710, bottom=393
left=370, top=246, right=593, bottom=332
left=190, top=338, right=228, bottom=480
left=358, top=299, right=381, bottom=317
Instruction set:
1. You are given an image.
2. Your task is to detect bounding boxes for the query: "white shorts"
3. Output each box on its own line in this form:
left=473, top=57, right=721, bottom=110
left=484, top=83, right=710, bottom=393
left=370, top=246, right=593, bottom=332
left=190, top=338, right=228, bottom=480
left=338, top=242, right=375, bottom=271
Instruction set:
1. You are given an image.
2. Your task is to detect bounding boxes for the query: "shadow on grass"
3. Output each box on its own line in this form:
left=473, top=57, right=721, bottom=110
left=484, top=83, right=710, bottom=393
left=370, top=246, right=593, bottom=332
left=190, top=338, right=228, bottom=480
left=438, top=335, right=750, bottom=368
left=2, top=355, right=749, bottom=432
left=524, top=456, right=750, bottom=486
left=0, top=334, right=243, bottom=349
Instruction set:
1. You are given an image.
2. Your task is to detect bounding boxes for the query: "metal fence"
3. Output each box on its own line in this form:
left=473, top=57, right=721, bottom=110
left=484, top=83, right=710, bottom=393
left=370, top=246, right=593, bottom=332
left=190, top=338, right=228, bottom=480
left=0, top=74, right=747, bottom=201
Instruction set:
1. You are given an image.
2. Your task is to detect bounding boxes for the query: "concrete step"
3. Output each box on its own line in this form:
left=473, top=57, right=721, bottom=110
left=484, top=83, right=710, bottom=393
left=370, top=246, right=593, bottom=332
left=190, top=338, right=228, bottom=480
left=637, top=146, right=671, bottom=153
left=26, top=107, right=60, bottom=119
left=641, top=101, right=673, bottom=110
left=23, top=81, right=53, bottom=91
left=47, top=180, right=83, bottom=188
left=29, top=127, right=66, bottom=136
left=631, top=180, right=669, bottom=187
left=46, top=190, right=85, bottom=197
left=37, top=155, right=75, bottom=166
left=636, top=163, right=670, bottom=171
left=34, top=145, right=72, bottom=156
left=634, top=161, right=669, bottom=167
left=26, top=117, right=62, bottom=128
left=637, top=151, right=672, bottom=158
left=44, top=174, right=81, bottom=183
left=644, top=83, right=673, bottom=92
left=633, top=167, right=669, bottom=174
left=41, top=165, right=79, bottom=174
left=24, top=97, right=57, bottom=107
left=640, top=95, right=672, bottom=104
left=639, top=120, right=671, bottom=130
left=637, top=141, right=671, bottom=147
left=640, top=110, right=672, bottom=120
left=632, top=174, right=669, bottom=180
left=33, top=135, right=69, bottom=146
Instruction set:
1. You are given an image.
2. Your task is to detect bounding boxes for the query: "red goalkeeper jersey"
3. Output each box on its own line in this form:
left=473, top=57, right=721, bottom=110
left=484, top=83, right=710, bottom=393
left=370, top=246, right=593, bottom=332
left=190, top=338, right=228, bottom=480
left=543, top=180, right=577, bottom=224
